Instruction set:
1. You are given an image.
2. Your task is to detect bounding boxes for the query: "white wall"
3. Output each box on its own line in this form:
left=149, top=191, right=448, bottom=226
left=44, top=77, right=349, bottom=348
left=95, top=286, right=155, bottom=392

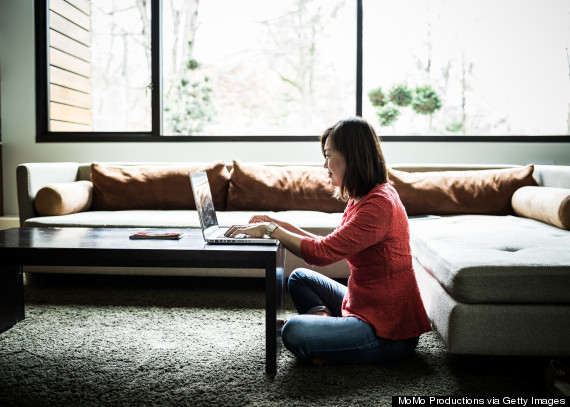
left=2, top=0, right=569, bottom=217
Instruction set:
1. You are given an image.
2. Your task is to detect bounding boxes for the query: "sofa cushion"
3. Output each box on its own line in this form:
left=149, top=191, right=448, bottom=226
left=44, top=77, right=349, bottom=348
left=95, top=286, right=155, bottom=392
left=226, top=160, right=346, bottom=212
left=34, top=181, right=93, bottom=216
left=23, top=210, right=343, bottom=235
left=409, top=215, right=570, bottom=304
left=90, top=162, right=230, bottom=211
left=512, top=186, right=570, bottom=230
left=389, top=165, right=537, bottom=215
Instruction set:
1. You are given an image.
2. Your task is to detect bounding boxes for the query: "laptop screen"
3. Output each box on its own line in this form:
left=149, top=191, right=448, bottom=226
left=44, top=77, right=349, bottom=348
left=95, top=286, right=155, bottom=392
left=190, top=172, right=219, bottom=232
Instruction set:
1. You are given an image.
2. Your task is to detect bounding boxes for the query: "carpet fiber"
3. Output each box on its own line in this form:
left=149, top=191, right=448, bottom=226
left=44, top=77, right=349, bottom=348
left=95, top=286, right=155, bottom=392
left=0, top=275, right=551, bottom=406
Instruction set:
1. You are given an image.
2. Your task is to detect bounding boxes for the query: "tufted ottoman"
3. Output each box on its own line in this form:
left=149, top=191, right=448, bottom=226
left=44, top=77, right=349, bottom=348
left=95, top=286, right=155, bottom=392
left=410, top=215, right=570, bottom=356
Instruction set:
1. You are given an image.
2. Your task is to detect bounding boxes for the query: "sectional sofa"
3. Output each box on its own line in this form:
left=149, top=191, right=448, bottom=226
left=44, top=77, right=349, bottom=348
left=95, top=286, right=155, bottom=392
left=16, top=160, right=570, bottom=357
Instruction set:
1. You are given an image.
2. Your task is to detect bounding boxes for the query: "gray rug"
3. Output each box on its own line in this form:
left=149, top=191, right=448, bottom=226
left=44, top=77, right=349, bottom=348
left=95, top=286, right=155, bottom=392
left=0, top=275, right=548, bottom=407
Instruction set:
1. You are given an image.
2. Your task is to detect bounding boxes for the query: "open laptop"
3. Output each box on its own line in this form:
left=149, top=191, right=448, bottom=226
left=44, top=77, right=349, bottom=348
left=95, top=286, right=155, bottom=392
left=190, top=172, right=278, bottom=245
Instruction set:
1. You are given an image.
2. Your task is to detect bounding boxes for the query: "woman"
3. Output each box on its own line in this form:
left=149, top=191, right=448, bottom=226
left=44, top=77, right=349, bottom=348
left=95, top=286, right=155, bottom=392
left=225, top=117, right=431, bottom=364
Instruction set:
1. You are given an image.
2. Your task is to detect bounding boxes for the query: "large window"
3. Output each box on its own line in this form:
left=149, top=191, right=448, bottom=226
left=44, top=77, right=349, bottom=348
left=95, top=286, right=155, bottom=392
left=163, top=0, right=355, bottom=136
left=36, top=0, right=570, bottom=141
left=362, top=0, right=570, bottom=138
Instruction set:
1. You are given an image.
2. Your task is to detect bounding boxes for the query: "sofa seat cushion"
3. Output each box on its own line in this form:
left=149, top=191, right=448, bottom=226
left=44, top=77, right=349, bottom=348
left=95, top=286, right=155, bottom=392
left=409, top=215, right=570, bottom=304
left=23, top=210, right=343, bottom=236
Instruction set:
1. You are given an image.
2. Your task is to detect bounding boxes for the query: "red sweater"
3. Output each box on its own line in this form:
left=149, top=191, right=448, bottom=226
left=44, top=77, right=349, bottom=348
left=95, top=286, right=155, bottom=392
left=301, top=183, right=431, bottom=340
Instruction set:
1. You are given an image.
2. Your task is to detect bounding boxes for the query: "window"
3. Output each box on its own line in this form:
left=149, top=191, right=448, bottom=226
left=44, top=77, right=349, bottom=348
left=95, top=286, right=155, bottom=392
left=41, top=0, right=151, bottom=133
left=362, top=0, right=570, bottom=138
left=163, top=0, right=355, bottom=136
left=35, top=0, right=570, bottom=141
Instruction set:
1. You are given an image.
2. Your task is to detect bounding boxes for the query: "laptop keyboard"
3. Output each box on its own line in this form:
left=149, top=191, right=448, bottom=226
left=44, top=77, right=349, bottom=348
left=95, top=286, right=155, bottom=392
left=214, top=229, right=247, bottom=239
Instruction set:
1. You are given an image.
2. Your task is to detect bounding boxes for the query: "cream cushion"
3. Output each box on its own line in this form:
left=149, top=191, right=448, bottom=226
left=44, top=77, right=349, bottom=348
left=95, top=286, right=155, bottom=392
left=34, top=181, right=93, bottom=216
left=512, top=186, right=570, bottom=230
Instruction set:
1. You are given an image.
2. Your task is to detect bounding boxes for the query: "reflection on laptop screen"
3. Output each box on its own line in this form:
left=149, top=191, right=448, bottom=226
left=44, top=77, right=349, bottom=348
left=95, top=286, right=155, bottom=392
left=191, top=172, right=218, bottom=230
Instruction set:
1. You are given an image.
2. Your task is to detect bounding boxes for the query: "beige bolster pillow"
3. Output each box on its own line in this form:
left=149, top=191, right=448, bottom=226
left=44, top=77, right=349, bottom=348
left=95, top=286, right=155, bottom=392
left=512, top=186, right=570, bottom=230
left=34, top=181, right=93, bottom=216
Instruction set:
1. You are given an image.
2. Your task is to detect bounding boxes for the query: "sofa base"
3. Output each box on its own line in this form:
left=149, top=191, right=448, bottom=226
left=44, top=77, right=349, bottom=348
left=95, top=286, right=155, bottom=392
left=414, top=258, right=570, bottom=357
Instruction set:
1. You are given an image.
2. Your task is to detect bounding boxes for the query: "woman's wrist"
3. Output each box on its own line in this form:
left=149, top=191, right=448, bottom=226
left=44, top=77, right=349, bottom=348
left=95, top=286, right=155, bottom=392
left=265, top=222, right=279, bottom=238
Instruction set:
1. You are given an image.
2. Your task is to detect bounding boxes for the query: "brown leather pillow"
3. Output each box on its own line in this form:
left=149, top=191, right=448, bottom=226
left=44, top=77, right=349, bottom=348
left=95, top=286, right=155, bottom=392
left=389, top=165, right=537, bottom=215
left=90, top=162, right=230, bottom=210
left=34, top=181, right=93, bottom=216
left=227, top=160, right=346, bottom=212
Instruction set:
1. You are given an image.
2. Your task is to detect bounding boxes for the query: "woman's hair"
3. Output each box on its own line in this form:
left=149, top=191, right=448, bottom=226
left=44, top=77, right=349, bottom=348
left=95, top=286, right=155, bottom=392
left=320, top=117, right=388, bottom=201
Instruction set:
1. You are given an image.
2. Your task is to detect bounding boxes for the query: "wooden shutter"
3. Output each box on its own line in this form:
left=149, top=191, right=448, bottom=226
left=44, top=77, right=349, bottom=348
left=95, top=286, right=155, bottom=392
left=49, top=0, right=92, bottom=131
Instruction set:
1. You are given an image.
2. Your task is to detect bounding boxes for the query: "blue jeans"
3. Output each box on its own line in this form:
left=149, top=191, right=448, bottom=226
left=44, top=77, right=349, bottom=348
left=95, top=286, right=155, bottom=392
left=282, top=268, right=419, bottom=364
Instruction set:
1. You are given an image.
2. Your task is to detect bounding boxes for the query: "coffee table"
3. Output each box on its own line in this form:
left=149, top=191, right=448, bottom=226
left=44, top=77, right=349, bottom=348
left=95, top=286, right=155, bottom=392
left=0, top=227, right=286, bottom=374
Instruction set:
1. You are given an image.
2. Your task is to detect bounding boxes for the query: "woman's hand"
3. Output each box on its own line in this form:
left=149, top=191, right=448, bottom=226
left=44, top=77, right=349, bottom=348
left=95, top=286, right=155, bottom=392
left=249, top=215, right=274, bottom=224
left=250, top=214, right=318, bottom=239
left=224, top=222, right=268, bottom=238
left=226, top=219, right=305, bottom=258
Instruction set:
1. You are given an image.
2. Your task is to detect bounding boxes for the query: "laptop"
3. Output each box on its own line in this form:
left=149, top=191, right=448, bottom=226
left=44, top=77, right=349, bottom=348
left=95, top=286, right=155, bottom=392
left=190, top=172, right=278, bottom=245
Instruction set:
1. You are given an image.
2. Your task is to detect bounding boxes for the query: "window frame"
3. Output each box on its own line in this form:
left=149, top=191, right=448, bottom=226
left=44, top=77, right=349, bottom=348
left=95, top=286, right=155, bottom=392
left=35, top=0, right=570, bottom=143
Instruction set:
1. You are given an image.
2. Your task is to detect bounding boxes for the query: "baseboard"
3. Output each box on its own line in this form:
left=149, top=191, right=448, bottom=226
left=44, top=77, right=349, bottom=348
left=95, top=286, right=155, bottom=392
left=0, top=216, right=19, bottom=230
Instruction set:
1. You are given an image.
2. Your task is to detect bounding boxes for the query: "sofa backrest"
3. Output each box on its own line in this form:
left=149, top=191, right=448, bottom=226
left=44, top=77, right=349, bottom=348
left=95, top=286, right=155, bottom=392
left=533, top=165, right=570, bottom=189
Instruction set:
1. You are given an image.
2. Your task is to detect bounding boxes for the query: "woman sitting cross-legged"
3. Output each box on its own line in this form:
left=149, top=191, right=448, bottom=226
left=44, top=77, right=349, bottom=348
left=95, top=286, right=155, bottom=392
left=225, top=116, right=431, bottom=364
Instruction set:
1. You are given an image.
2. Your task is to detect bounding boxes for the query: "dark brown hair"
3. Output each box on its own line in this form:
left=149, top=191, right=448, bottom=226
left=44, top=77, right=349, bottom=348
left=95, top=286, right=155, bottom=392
left=320, top=117, right=388, bottom=201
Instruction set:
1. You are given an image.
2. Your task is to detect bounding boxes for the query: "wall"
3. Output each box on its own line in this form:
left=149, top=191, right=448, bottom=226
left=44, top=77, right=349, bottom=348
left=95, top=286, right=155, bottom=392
left=2, top=0, right=569, bottom=217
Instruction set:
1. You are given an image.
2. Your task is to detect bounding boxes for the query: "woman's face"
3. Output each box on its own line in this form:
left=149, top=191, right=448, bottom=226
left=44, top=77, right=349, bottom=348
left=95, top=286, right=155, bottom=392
left=323, top=136, right=346, bottom=187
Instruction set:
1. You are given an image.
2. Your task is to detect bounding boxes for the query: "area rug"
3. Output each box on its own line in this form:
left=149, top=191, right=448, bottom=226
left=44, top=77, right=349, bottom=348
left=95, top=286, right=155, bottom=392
left=0, top=275, right=548, bottom=407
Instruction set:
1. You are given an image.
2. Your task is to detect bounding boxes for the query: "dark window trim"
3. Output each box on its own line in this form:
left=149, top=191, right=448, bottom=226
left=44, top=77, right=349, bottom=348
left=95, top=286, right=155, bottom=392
left=356, top=0, right=363, bottom=116
left=34, top=133, right=570, bottom=143
left=379, top=135, right=570, bottom=142
left=35, top=0, right=49, bottom=139
left=151, top=0, right=162, bottom=137
left=35, top=0, right=570, bottom=143
left=35, top=134, right=321, bottom=142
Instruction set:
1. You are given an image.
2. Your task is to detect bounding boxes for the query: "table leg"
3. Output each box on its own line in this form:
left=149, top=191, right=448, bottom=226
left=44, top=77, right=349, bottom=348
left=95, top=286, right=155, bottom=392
left=265, top=246, right=286, bottom=374
left=0, top=265, right=25, bottom=334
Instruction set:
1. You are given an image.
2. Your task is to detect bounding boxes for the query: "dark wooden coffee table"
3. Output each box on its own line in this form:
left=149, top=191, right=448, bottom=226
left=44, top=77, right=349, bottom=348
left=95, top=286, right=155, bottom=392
left=0, top=227, right=286, bottom=374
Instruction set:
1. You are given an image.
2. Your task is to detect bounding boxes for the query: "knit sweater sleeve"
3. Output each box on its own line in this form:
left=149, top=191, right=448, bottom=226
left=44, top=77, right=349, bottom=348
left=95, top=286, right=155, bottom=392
left=300, top=195, right=393, bottom=266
